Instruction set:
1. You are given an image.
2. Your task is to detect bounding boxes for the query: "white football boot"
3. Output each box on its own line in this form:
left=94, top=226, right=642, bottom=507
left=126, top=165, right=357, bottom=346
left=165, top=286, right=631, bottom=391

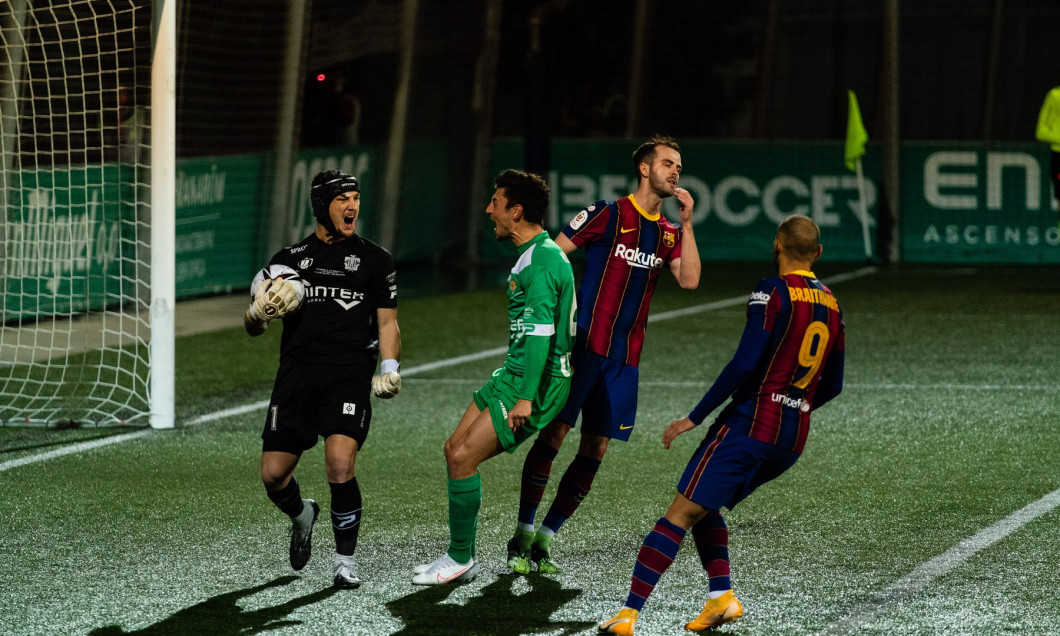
left=411, top=553, right=478, bottom=585
left=333, top=553, right=361, bottom=589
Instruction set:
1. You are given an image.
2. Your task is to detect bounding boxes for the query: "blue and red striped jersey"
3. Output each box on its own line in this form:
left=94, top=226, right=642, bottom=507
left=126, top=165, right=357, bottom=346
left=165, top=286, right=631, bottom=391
left=561, top=195, right=682, bottom=366
left=688, top=270, right=845, bottom=453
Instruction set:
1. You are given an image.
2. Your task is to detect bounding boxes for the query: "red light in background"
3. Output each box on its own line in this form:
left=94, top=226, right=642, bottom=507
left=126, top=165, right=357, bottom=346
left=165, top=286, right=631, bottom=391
left=316, top=73, right=326, bottom=82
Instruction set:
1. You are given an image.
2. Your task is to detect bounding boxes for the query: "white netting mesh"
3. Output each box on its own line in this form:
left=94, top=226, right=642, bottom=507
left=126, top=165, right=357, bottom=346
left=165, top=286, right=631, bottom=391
left=0, top=0, right=152, bottom=427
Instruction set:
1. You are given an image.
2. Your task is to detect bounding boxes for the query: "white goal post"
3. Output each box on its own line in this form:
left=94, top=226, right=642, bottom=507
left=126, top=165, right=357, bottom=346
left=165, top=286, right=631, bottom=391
left=150, top=0, right=175, bottom=429
left=0, top=0, right=174, bottom=429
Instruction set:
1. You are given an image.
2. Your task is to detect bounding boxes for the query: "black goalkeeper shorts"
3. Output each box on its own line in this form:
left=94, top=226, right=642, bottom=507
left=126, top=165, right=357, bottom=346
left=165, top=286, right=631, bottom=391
left=261, top=359, right=372, bottom=455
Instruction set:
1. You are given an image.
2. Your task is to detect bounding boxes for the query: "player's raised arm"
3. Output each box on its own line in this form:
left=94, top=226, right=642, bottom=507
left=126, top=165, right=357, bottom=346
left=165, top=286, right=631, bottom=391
left=669, top=186, right=700, bottom=289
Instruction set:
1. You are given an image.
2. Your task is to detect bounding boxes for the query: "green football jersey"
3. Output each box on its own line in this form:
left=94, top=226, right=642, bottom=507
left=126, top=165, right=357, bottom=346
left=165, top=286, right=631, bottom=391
left=503, top=231, right=576, bottom=383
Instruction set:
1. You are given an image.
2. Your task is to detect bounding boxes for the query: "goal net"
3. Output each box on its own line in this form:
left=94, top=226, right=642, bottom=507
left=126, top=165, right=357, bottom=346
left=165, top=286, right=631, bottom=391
left=0, top=0, right=167, bottom=428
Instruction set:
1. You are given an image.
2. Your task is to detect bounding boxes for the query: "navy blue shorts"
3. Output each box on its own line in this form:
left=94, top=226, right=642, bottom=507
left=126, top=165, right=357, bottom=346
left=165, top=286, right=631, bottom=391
left=556, top=344, right=639, bottom=441
left=261, top=359, right=372, bottom=455
left=677, top=423, right=800, bottom=512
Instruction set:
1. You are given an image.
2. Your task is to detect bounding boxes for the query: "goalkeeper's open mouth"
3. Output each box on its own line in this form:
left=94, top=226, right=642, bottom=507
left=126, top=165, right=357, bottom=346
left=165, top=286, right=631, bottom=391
left=341, top=213, right=357, bottom=232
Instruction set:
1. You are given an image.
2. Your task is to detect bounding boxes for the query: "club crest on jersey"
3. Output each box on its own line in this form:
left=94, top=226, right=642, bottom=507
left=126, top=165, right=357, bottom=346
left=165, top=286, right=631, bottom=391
left=663, top=231, right=675, bottom=247
left=298, top=258, right=313, bottom=269
left=344, top=255, right=361, bottom=272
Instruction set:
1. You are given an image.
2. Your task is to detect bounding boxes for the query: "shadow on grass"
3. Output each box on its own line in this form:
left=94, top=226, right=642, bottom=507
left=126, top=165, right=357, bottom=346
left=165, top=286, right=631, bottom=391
left=386, top=573, right=595, bottom=635
left=88, top=575, right=338, bottom=635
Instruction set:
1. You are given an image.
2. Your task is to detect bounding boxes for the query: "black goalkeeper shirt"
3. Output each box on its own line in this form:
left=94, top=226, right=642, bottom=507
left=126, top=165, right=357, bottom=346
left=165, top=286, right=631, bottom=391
left=268, top=233, right=397, bottom=375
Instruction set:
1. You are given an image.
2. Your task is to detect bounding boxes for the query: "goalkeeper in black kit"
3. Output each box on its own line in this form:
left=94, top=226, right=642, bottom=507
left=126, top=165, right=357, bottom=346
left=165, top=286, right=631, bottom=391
left=244, top=170, right=401, bottom=589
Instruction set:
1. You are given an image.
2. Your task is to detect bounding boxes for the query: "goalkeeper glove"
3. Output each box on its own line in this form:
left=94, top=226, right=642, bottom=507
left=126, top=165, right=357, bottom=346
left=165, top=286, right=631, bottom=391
left=372, top=359, right=401, bottom=398
left=248, top=277, right=301, bottom=323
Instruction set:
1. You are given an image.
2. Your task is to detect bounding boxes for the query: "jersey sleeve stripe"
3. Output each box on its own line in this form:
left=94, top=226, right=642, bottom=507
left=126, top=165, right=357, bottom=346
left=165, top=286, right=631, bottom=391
left=525, top=323, right=556, bottom=336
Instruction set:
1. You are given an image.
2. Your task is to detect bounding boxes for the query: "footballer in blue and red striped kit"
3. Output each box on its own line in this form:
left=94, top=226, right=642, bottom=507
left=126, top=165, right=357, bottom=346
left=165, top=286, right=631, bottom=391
left=563, top=194, right=682, bottom=365
left=684, top=267, right=843, bottom=457
left=600, top=215, right=844, bottom=635
left=506, top=136, right=701, bottom=577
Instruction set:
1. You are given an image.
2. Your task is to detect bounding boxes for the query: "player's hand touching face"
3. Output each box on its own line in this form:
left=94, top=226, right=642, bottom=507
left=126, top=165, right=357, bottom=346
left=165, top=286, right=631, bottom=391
left=329, top=191, right=360, bottom=239
left=674, top=186, right=694, bottom=223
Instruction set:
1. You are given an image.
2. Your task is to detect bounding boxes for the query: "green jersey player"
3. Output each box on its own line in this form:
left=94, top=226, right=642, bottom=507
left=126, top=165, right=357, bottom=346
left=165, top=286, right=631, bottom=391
left=496, top=229, right=576, bottom=446
left=412, top=169, right=576, bottom=586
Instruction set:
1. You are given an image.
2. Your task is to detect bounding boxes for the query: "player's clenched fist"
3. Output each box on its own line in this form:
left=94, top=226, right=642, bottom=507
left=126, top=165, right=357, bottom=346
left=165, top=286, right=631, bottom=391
left=371, top=371, right=401, bottom=398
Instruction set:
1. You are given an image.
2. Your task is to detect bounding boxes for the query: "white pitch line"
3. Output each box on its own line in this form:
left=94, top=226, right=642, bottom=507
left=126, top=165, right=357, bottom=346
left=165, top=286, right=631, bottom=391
left=398, top=346, right=508, bottom=375
left=0, top=429, right=152, bottom=472
left=646, top=266, right=877, bottom=323
left=8, top=266, right=880, bottom=463
left=182, top=347, right=512, bottom=426
left=818, top=487, right=1060, bottom=635
left=184, top=401, right=269, bottom=425
left=846, top=382, right=1060, bottom=391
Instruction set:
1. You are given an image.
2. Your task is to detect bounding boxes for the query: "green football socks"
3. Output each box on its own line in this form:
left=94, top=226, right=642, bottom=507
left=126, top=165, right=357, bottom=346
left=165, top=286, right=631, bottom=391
left=446, top=472, right=481, bottom=564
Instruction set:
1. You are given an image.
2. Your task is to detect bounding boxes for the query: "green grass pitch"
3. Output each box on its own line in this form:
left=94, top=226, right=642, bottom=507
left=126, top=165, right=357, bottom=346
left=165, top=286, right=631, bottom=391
left=2, top=263, right=1058, bottom=635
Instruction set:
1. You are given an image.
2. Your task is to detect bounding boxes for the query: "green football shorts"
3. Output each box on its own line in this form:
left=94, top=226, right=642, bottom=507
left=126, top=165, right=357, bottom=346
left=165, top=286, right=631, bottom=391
left=473, top=367, right=571, bottom=453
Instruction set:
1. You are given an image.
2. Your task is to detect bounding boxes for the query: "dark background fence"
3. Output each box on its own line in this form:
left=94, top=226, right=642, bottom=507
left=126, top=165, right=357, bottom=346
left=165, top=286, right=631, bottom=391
left=176, top=0, right=1060, bottom=155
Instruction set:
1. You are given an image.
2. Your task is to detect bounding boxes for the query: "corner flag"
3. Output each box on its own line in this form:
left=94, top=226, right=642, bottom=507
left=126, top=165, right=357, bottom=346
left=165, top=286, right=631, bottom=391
left=844, top=90, right=868, bottom=172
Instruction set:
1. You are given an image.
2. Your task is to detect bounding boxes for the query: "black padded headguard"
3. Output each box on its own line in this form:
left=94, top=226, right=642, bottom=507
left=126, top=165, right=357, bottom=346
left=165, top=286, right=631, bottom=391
left=310, top=170, right=359, bottom=236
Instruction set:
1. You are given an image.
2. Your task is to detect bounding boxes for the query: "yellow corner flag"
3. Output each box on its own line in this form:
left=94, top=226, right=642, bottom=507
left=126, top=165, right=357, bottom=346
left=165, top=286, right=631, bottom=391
left=844, top=90, right=868, bottom=172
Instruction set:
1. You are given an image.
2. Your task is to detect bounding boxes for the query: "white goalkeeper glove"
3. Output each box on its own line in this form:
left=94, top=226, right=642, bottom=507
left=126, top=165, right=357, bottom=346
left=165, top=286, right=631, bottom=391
left=248, top=277, right=302, bottom=323
left=372, top=359, right=401, bottom=398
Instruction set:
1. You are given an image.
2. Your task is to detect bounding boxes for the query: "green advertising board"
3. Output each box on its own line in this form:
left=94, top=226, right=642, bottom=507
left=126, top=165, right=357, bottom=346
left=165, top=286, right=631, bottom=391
left=2, top=165, right=132, bottom=320
left=486, top=139, right=1060, bottom=265
left=485, top=138, right=879, bottom=264
left=12, top=140, right=1044, bottom=322
left=900, top=143, right=1059, bottom=263
left=175, top=156, right=264, bottom=297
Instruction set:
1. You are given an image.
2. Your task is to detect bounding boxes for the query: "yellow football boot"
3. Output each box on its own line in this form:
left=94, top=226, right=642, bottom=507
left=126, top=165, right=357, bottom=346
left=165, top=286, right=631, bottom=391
left=685, top=590, right=744, bottom=631
left=598, top=608, right=639, bottom=635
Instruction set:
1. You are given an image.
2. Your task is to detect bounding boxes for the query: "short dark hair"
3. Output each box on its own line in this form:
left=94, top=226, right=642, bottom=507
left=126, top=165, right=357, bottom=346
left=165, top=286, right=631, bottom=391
left=494, top=169, right=550, bottom=226
left=632, top=134, right=680, bottom=180
left=777, top=215, right=821, bottom=261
